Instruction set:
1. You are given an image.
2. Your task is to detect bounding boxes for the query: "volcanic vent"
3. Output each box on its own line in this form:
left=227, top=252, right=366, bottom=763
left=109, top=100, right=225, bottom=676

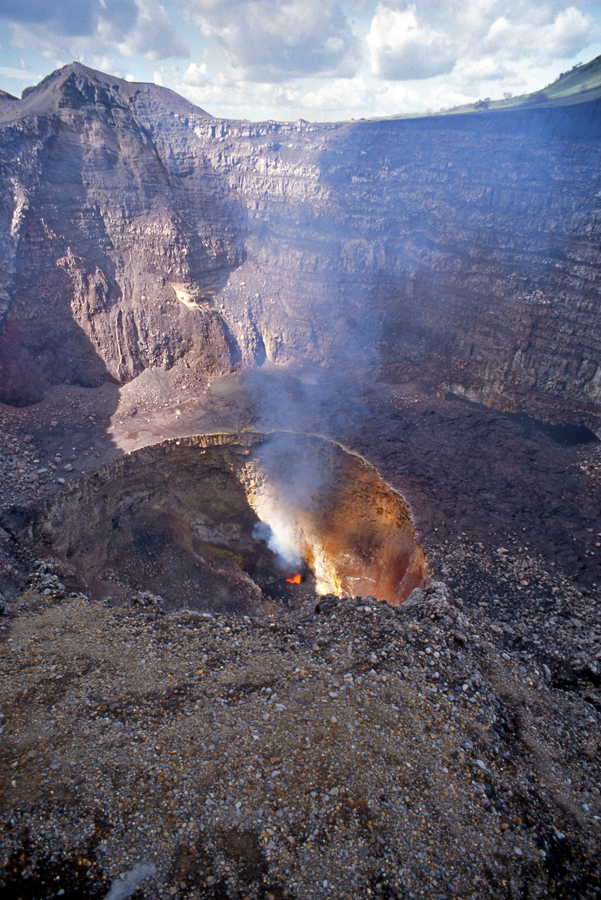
left=33, top=432, right=426, bottom=613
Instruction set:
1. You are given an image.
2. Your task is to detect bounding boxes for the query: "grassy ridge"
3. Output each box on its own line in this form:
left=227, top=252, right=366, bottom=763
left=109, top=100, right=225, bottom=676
left=378, top=53, right=601, bottom=121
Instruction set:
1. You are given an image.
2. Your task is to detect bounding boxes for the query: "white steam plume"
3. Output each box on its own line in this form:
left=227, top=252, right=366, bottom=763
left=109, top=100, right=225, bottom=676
left=253, top=514, right=303, bottom=573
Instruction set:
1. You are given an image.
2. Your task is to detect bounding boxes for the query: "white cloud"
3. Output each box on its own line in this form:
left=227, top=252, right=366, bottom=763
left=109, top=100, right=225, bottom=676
left=544, top=6, right=594, bottom=56
left=367, top=4, right=458, bottom=80
left=367, top=1, right=598, bottom=85
left=453, top=55, right=511, bottom=84
left=1, top=0, right=188, bottom=62
left=482, top=6, right=594, bottom=60
left=117, top=0, right=189, bottom=59
left=182, top=61, right=208, bottom=85
left=483, top=6, right=596, bottom=60
left=302, top=76, right=371, bottom=114
left=0, top=65, right=38, bottom=82
left=174, top=68, right=309, bottom=119
left=180, top=0, right=362, bottom=80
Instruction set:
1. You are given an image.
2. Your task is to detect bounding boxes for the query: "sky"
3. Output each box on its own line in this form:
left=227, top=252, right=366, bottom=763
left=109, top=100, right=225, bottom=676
left=0, top=0, right=600, bottom=122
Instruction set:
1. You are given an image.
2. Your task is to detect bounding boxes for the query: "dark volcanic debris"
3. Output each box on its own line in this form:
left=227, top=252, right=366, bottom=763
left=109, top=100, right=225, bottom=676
left=0, top=62, right=601, bottom=900
left=0, top=583, right=600, bottom=899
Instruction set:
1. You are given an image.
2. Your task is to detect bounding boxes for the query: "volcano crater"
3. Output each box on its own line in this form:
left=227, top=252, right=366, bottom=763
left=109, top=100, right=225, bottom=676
left=31, top=431, right=426, bottom=614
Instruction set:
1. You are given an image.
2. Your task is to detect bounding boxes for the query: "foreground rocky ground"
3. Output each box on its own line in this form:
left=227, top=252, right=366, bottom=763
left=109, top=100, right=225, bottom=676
left=1, top=379, right=600, bottom=898
left=1, top=59, right=601, bottom=898
left=1, top=575, right=600, bottom=900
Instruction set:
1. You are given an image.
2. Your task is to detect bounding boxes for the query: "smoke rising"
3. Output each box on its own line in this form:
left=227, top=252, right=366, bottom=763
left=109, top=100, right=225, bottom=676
left=248, top=429, right=337, bottom=579
left=240, top=296, right=383, bottom=588
left=252, top=519, right=302, bottom=573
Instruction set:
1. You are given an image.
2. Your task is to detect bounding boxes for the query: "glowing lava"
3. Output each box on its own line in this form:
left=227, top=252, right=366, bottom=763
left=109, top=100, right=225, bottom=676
left=286, top=573, right=302, bottom=584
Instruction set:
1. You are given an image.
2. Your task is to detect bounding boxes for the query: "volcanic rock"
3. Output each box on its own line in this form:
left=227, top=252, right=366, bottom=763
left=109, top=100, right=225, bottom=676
left=0, top=62, right=600, bottom=431
left=1, top=60, right=601, bottom=900
left=1, top=583, right=600, bottom=899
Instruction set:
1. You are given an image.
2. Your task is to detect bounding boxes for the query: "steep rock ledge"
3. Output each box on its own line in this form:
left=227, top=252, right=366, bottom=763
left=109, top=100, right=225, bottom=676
left=0, top=64, right=600, bottom=430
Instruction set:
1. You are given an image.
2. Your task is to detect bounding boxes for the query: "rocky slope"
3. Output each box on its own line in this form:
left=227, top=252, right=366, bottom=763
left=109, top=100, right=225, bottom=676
left=1, top=62, right=601, bottom=900
left=1, top=580, right=599, bottom=900
left=0, top=62, right=600, bottom=431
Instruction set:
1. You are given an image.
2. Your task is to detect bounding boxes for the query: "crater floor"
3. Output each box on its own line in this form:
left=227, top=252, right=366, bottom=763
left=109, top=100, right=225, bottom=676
left=1, top=374, right=600, bottom=899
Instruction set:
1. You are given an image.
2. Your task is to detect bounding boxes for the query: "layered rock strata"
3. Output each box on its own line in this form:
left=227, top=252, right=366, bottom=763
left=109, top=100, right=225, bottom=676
left=0, top=63, right=600, bottom=431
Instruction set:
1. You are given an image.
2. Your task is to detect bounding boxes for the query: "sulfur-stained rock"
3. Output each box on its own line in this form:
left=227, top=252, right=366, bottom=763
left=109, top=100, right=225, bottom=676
left=28, top=431, right=426, bottom=610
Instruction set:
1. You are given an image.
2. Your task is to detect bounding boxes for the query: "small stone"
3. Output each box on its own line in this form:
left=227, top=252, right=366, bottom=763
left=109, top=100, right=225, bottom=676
left=63, top=463, right=73, bottom=472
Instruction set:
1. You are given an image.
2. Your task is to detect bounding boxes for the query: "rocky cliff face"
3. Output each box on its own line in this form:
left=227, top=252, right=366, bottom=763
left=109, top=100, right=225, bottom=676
left=1, top=63, right=600, bottom=430
left=0, top=65, right=244, bottom=405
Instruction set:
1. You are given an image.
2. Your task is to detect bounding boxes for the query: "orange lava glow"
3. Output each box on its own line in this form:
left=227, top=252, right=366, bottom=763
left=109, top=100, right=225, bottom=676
left=285, top=573, right=302, bottom=584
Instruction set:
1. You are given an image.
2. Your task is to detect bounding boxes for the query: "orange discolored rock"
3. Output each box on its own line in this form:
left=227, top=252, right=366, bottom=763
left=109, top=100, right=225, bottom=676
left=33, top=431, right=426, bottom=611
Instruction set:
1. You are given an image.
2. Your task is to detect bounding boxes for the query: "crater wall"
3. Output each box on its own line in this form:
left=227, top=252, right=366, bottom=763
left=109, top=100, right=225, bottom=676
left=1, top=64, right=600, bottom=430
left=32, top=432, right=426, bottom=610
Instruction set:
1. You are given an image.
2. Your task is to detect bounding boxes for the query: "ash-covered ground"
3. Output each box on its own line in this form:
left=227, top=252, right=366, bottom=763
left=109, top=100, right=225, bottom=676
left=0, top=378, right=600, bottom=898
left=1, top=581, right=600, bottom=900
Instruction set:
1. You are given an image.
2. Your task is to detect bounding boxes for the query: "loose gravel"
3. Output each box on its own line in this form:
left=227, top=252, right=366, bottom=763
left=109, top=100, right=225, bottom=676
left=1, top=577, right=600, bottom=899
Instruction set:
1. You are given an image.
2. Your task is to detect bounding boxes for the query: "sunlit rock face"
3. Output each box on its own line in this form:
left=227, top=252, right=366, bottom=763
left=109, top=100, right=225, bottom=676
left=31, top=432, right=426, bottom=611
left=0, top=63, right=600, bottom=430
left=0, top=66, right=243, bottom=405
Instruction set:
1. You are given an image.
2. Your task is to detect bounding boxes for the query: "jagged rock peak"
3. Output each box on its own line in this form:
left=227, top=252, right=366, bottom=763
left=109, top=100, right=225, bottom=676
left=5, top=62, right=212, bottom=123
left=20, top=61, right=108, bottom=98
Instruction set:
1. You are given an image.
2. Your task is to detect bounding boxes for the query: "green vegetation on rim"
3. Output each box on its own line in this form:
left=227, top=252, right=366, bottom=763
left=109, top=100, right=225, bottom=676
left=374, top=53, right=601, bottom=122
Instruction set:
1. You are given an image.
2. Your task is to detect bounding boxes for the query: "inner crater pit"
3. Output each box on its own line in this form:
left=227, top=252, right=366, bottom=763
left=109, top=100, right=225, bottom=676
left=34, top=432, right=427, bottom=614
